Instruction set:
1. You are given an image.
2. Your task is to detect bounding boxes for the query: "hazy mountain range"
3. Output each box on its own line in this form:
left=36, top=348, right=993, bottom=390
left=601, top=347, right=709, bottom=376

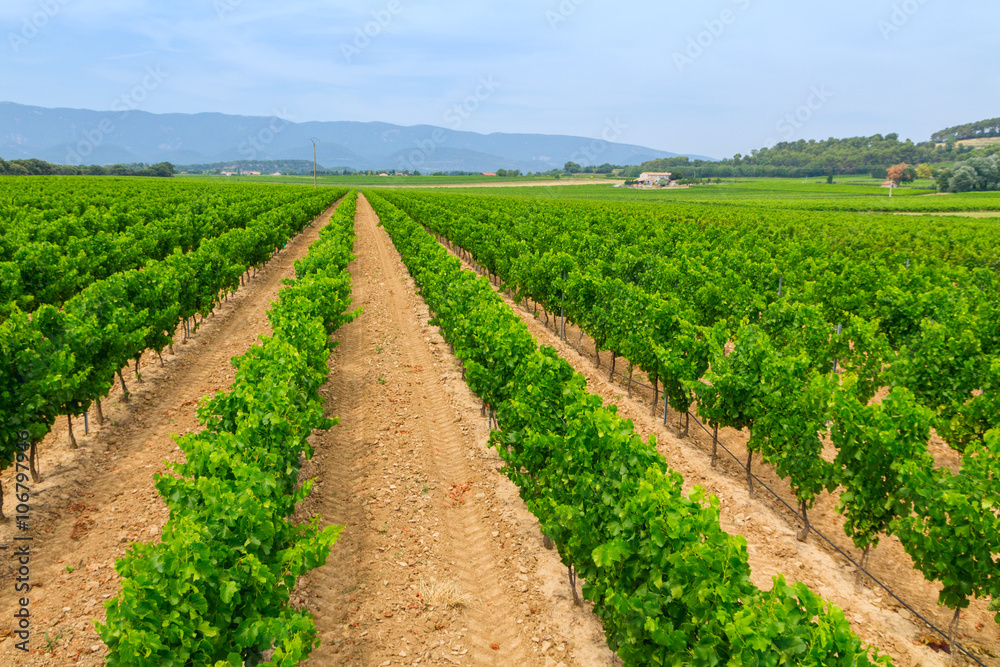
left=0, top=102, right=711, bottom=172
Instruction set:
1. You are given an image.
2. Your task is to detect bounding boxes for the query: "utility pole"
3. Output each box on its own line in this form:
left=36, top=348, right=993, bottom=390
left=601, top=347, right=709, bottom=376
left=310, top=137, right=319, bottom=189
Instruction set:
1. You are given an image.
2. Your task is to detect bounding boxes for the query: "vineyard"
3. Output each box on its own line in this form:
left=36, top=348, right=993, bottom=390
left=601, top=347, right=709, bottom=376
left=366, top=186, right=1000, bottom=665
left=0, top=178, right=347, bottom=500
left=0, top=176, right=997, bottom=666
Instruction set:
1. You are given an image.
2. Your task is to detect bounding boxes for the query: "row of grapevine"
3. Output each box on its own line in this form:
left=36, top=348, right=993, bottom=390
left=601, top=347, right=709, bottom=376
left=97, top=191, right=360, bottom=665
left=0, top=187, right=347, bottom=516
left=377, top=189, right=1000, bottom=649
left=366, top=191, right=889, bottom=666
left=0, top=178, right=322, bottom=319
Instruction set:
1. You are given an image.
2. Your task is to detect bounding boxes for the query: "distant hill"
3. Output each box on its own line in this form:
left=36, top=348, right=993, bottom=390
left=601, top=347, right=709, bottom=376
left=931, top=118, right=1000, bottom=143
left=0, top=102, right=707, bottom=173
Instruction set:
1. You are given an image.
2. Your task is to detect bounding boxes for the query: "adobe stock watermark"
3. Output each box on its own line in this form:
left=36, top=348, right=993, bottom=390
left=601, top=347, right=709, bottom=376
left=341, top=0, right=404, bottom=63
left=11, top=429, right=33, bottom=653
left=546, top=0, right=588, bottom=30
left=398, top=76, right=501, bottom=172
left=569, top=117, right=629, bottom=166
left=214, top=0, right=244, bottom=20
left=878, top=0, right=929, bottom=40
left=238, top=108, right=295, bottom=160
left=673, top=0, right=752, bottom=73
left=8, top=0, right=72, bottom=53
left=66, top=66, right=168, bottom=165
left=763, top=85, right=834, bottom=147
left=443, top=75, right=501, bottom=130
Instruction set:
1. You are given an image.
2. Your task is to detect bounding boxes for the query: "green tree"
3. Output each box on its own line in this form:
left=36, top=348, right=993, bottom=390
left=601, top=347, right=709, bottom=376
left=936, top=168, right=953, bottom=191
left=965, top=155, right=1000, bottom=189
left=949, top=165, right=979, bottom=192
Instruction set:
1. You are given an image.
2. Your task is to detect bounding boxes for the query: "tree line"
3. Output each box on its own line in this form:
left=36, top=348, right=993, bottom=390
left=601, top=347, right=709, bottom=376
left=638, top=134, right=975, bottom=180
left=0, top=158, right=175, bottom=177
left=931, top=117, right=1000, bottom=143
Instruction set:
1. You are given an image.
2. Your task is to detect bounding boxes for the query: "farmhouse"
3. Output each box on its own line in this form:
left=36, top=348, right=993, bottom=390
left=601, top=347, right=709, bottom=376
left=637, top=171, right=672, bottom=186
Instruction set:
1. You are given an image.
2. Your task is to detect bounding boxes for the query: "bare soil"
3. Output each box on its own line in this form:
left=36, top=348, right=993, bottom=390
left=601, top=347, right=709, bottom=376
left=935, top=138, right=1000, bottom=149
left=292, top=194, right=612, bottom=666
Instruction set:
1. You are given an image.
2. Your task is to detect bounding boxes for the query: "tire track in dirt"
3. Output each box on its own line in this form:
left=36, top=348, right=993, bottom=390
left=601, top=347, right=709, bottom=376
left=357, top=194, right=531, bottom=665
left=0, top=204, right=341, bottom=665
left=296, top=194, right=614, bottom=666
left=383, top=195, right=518, bottom=664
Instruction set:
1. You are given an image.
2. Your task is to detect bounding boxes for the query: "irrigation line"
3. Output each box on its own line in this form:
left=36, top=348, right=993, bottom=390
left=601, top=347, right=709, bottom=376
left=445, top=235, right=990, bottom=666
left=681, top=409, right=987, bottom=666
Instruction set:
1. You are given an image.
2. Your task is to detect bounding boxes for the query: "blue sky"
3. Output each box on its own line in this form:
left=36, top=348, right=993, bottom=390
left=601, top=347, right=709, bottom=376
left=2, top=0, right=997, bottom=158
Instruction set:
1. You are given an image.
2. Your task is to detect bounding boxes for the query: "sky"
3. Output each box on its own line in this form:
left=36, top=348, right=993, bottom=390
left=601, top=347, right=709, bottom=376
left=2, top=0, right=998, bottom=159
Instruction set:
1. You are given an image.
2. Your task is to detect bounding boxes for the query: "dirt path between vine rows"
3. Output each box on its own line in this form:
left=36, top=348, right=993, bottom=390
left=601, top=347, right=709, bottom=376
left=439, top=245, right=1000, bottom=667
left=0, top=204, right=341, bottom=665
left=290, top=194, right=613, bottom=666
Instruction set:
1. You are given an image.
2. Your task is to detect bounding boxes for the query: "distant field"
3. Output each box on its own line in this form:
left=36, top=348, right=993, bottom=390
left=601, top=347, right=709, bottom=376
left=958, top=137, right=1000, bottom=148
left=450, top=177, right=926, bottom=198
left=175, top=172, right=622, bottom=187
left=433, top=177, right=1000, bottom=214
left=171, top=172, right=1000, bottom=212
left=176, top=173, right=556, bottom=186
left=935, top=137, right=1000, bottom=149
